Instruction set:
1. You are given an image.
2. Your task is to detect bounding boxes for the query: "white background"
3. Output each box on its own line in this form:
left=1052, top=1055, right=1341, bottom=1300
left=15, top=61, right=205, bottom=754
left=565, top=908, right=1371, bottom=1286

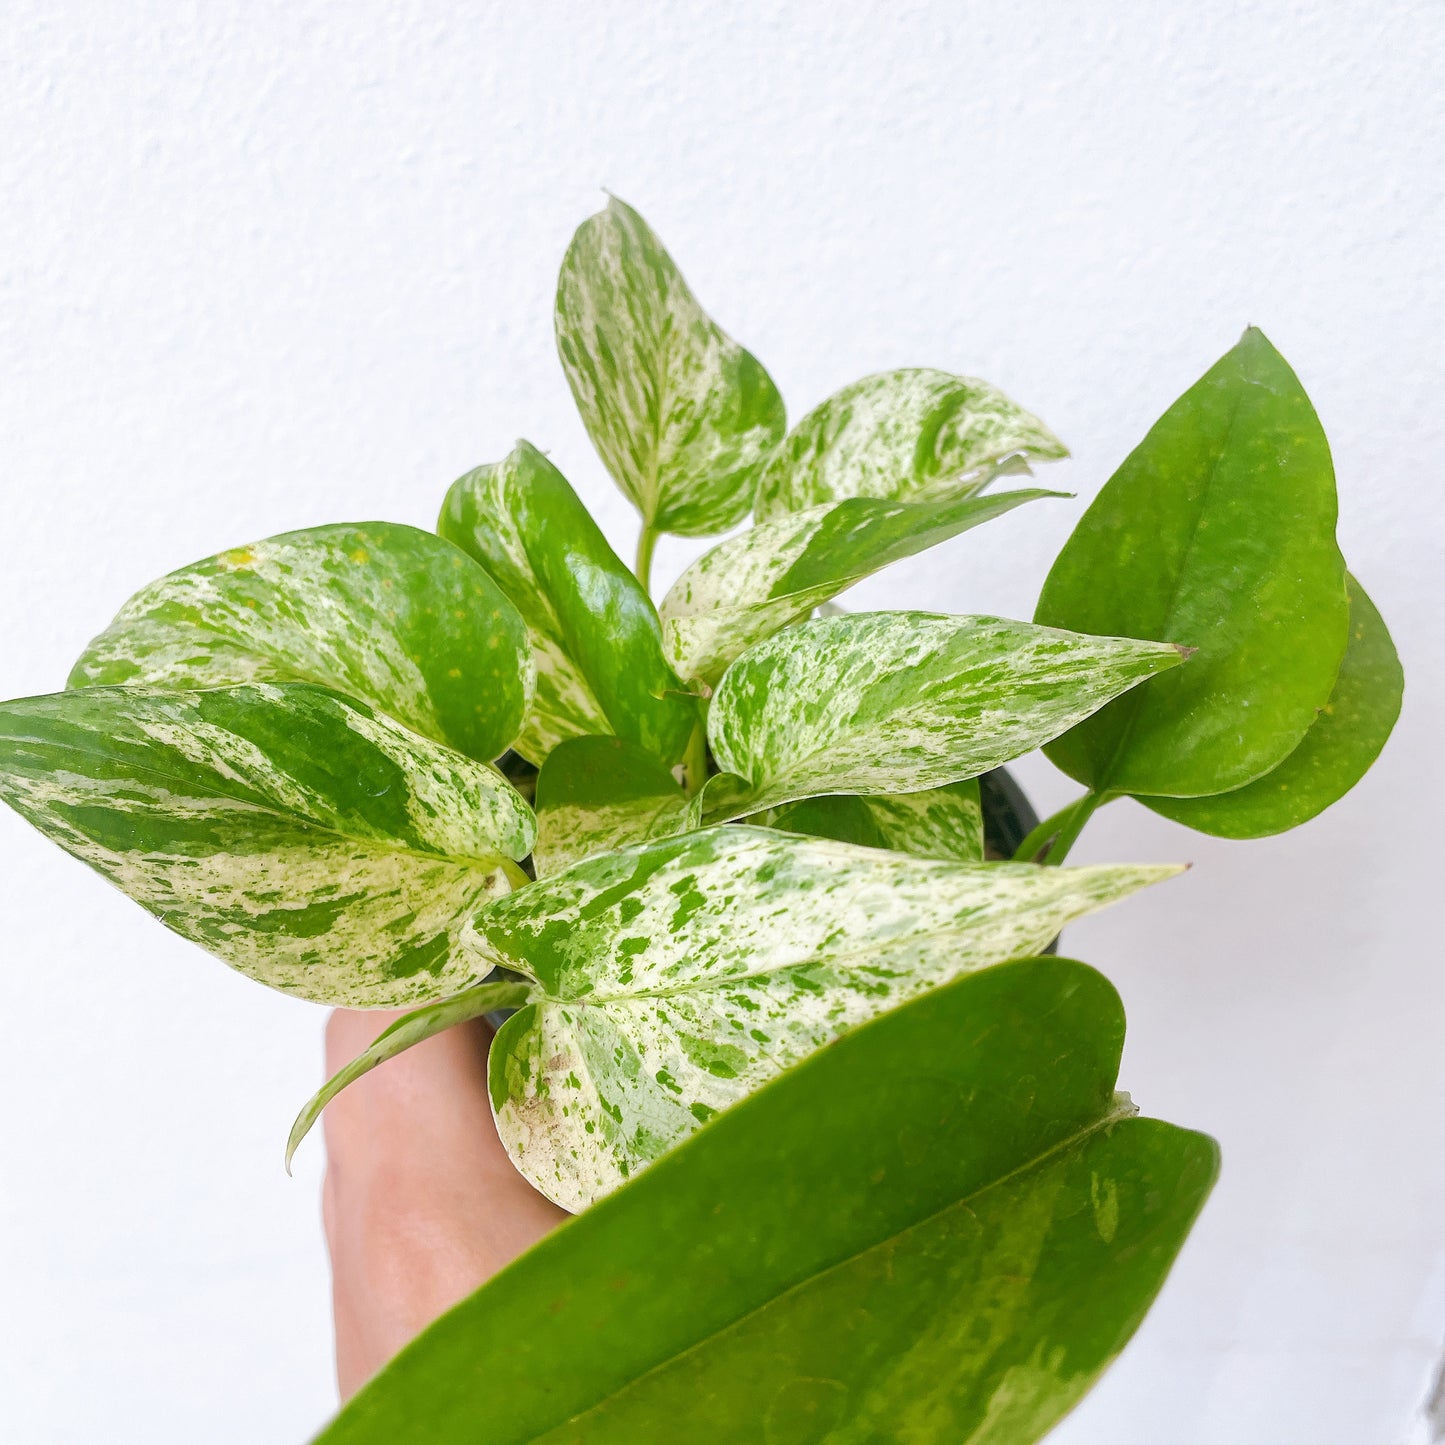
left=1, top=4, right=1441, bottom=1441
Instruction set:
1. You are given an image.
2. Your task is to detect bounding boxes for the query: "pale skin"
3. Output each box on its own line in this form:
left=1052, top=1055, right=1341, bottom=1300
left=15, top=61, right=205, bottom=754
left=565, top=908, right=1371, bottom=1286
left=321, top=1008, right=567, bottom=1399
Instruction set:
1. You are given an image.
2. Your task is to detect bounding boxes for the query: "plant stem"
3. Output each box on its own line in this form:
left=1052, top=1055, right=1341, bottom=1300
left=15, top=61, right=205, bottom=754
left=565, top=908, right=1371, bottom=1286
left=682, top=714, right=708, bottom=799
left=635, top=522, right=658, bottom=594
left=498, top=856, right=533, bottom=890
left=1011, top=791, right=1106, bottom=866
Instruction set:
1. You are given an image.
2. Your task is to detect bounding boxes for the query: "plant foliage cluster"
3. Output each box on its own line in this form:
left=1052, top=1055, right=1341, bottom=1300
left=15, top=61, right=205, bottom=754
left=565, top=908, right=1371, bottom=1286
left=0, top=199, right=1400, bottom=1441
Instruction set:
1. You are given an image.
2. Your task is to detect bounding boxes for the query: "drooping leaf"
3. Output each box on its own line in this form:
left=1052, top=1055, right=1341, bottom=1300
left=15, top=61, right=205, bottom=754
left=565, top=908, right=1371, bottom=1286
left=761, top=778, right=984, bottom=862
left=0, top=683, right=533, bottom=1006
left=554, top=196, right=786, bottom=536
left=286, top=976, right=532, bottom=1171
left=1036, top=328, right=1350, bottom=798
left=1146, top=574, right=1401, bottom=837
left=437, top=441, right=696, bottom=765
left=316, top=959, right=1218, bottom=1445
left=70, top=522, right=532, bottom=764
left=752, top=367, right=1066, bottom=522
left=661, top=487, right=1063, bottom=685
left=697, top=612, right=1186, bottom=823
left=462, top=824, right=1179, bottom=1210
left=532, top=734, right=687, bottom=877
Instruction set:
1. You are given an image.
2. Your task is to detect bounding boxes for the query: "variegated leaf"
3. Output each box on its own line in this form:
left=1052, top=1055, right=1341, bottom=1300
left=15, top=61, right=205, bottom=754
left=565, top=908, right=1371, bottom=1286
left=532, top=735, right=687, bottom=877
left=286, top=976, right=533, bottom=1170
left=697, top=612, right=1187, bottom=823
left=71, top=522, right=532, bottom=764
left=0, top=683, right=533, bottom=1006
left=463, top=824, right=1181, bottom=1210
left=438, top=441, right=696, bottom=766
left=555, top=197, right=786, bottom=537
left=752, top=368, right=1066, bottom=522
left=761, top=778, right=984, bottom=862
left=660, top=487, right=1063, bottom=685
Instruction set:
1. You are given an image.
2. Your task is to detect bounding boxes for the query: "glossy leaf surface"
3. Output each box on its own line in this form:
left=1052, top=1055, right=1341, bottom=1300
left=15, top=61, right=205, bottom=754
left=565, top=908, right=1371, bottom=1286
left=70, top=522, right=531, bottom=764
left=752, top=367, right=1066, bottom=521
left=661, top=487, right=1062, bottom=685
left=464, top=825, right=1178, bottom=1210
left=1147, top=574, right=1401, bottom=836
left=700, top=612, right=1186, bottom=821
left=0, top=684, right=532, bottom=1005
left=555, top=197, right=786, bottom=536
left=531, top=734, right=686, bottom=877
left=1036, top=329, right=1349, bottom=797
left=438, top=441, right=695, bottom=765
left=318, top=959, right=1217, bottom=1445
left=762, top=778, right=985, bottom=862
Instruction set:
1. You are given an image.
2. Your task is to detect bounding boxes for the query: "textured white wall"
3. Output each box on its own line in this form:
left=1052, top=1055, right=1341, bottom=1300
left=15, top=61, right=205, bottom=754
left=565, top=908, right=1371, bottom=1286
left=1, top=3, right=1440, bottom=1441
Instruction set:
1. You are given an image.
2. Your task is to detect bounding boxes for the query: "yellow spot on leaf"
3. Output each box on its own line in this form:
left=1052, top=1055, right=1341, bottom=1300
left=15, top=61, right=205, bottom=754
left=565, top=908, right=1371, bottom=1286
left=218, top=547, right=256, bottom=570
left=350, top=548, right=370, bottom=564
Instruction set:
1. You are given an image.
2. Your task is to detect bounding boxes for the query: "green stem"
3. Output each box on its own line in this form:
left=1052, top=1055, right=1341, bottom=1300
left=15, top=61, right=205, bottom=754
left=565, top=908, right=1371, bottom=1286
left=635, top=522, right=658, bottom=594
left=1012, top=791, right=1107, bottom=866
left=682, top=714, right=709, bottom=799
left=498, top=856, right=533, bottom=890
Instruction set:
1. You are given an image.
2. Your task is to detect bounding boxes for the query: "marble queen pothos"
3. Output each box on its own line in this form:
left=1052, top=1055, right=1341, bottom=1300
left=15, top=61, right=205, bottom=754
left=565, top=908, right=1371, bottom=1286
left=0, top=200, right=1397, bottom=1371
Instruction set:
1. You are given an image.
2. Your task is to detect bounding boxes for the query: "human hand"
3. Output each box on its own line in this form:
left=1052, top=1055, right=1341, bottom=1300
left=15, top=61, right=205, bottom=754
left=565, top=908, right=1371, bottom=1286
left=320, top=1009, right=567, bottom=1399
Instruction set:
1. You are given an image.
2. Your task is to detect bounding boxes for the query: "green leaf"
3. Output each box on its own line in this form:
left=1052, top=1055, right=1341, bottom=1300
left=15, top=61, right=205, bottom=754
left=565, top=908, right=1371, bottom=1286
left=699, top=612, right=1187, bottom=823
left=286, top=976, right=532, bottom=1171
left=1036, top=328, right=1350, bottom=798
left=464, top=824, right=1179, bottom=1210
left=70, top=522, right=532, bottom=764
left=661, top=487, right=1063, bottom=685
left=554, top=196, right=787, bottom=536
left=532, top=735, right=687, bottom=877
left=752, top=367, right=1067, bottom=522
left=437, top=441, right=696, bottom=766
left=0, top=683, right=533, bottom=1006
left=762, top=778, right=984, bottom=862
left=1146, top=574, right=1401, bottom=837
left=316, top=959, right=1218, bottom=1445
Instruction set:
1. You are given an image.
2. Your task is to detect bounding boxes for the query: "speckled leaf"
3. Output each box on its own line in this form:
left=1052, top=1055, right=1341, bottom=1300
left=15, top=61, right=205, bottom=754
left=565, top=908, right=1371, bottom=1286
left=761, top=778, right=984, bottom=862
left=752, top=368, right=1066, bottom=522
left=1036, top=328, right=1350, bottom=797
left=1147, top=574, right=1401, bottom=837
left=316, top=959, right=1217, bottom=1445
left=532, top=735, right=687, bottom=877
left=698, top=612, right=1186, bottom=823
left=70, top=522, right=531, bottom=764
left=438, top=441, right=696, bottom=766
left=661, top=487, right=1062, bottom=685
left=463, top=824, right=1179, bottom=1210
left=0, top=683, right=533, bottom=1006
left=286, top=976, right=533, bottom=1170
left=555, top=197, right=786, bottom=536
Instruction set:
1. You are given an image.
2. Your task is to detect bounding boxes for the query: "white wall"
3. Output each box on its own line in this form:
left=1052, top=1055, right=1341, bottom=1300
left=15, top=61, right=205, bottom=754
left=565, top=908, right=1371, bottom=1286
left=1, top=4, right=1440, bottom=1441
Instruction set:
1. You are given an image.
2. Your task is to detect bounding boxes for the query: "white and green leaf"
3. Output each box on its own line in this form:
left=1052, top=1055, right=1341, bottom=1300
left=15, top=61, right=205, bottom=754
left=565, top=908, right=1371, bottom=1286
left=462, top=824, right=1181, bottom=1210
left=70, top=522, right=533, bottom=764
left=753, top=368, right=1066, bottom=522
left=438, top=441, right=696, bottom=766
left=532, top=735, right=687, bottom=877
left=660, top=487, right=1063, bottom=685
left=760, top=778, right=985, bottom=862
left=697, top=612, right=1187, bottom=823
left=555, top=197, right=786, bottom=537
left=0, top=683, right=533, bottom=1006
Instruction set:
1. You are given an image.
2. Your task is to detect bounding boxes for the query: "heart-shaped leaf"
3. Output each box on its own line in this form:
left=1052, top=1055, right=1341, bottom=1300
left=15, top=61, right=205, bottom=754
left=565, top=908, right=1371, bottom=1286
left=315, top=959, right=1217, bottom=1445
left=532, top=735, right=686, bottom=877
left=661, top=487, right=1062, bottom=685
left=438, top=441, right=696, bottom=766
left=761, top=778, right=984, bottom=862
left=1036, top=328, right=1349, bottom=798
left=462, top=824, right=1179, bottom=1210
left=0, top=683, right=533, bottom=1005
left=70, top=522, right=532, bottom=764
left=555, top=197, right=786, bottom=537
left=698, top=612, right=1187, bottom=822
left=1146, top=574, right=1401, bottom=836
left=752, top=367, right=1066, bottom=522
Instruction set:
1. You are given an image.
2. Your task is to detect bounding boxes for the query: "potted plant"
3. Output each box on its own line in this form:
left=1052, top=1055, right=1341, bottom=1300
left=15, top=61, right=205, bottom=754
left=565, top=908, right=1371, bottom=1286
left=0, top=197, right=1401, bottom=1442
